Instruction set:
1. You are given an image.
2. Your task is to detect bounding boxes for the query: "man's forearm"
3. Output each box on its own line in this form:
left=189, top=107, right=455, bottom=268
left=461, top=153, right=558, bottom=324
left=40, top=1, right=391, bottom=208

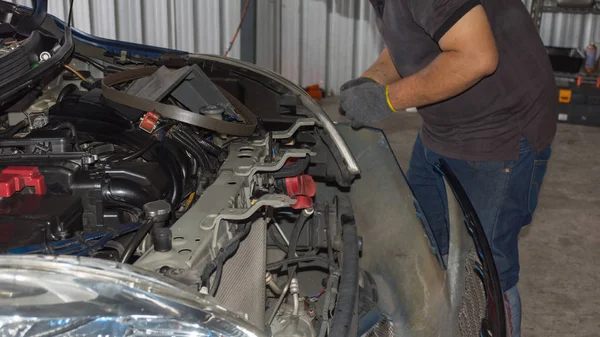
left=387, top=50, right=496, bottom=110
left=361, top=48, right=402, bottom=85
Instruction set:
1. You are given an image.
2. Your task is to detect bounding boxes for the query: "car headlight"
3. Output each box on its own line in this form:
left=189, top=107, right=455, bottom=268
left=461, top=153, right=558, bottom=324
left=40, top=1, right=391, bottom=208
left=0, top=255, right=264, bottom=337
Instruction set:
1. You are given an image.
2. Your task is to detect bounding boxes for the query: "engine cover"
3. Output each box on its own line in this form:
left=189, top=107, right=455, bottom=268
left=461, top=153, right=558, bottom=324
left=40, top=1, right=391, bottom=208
left=0, top=129, right=170, bottom=236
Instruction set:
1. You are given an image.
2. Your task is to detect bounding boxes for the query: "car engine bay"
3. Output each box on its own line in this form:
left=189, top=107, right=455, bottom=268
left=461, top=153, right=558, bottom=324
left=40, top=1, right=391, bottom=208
left=0, top=25, right=368, bottom=333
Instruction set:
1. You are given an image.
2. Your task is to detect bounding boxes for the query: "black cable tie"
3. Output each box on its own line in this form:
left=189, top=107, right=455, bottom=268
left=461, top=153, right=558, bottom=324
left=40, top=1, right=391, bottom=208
left=43, top=228, right=56, bottom=256
left=75, top=232, right=94, bottom=250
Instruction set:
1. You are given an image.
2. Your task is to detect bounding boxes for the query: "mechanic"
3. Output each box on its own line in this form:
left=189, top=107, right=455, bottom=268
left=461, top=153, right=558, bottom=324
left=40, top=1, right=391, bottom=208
left=339, top=0, right=557, bottom=335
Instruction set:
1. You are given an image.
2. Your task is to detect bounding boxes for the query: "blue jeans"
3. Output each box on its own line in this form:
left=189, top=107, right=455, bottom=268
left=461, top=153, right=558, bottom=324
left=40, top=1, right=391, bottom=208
left=407, top=134, right=551, bottom=336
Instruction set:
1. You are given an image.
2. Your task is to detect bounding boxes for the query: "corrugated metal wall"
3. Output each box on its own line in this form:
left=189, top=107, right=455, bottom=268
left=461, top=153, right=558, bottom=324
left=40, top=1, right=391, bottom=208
left=255, top=0, right=384, bottom=94
left=10, top=0, right=600, bottom=93
left=11, top=0, right=242, bottom=58
left=522, top=0, right=600, bottom=48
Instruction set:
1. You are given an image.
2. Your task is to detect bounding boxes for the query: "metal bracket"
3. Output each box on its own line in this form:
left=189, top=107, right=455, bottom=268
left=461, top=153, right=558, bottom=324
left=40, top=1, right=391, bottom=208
left=213, top=194, right=294, bottom=225
left=195, top=194, right=295, bottom=257
left=235, top=149, right=315, bottom=176
left=271, top=118, right=320, bottom=139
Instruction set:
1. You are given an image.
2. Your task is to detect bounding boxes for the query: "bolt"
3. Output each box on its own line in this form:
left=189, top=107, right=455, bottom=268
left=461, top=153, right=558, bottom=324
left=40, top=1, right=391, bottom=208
left=303, top=207, right=314, bottom=216
left=39, top=51, right=51, bottom=62
left=169, top=268, right=184, bottom=275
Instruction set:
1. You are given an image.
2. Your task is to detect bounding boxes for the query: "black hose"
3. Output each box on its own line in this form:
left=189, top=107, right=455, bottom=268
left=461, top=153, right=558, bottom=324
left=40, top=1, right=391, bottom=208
left=202, top=222, right=252, bottom=295
left=272, top=156, right=310, bottom=179
left=266, top=255, right=335, bottom=272
left=221, top=137, right=242, bottom=148
left=181, top=131, right=214, bottom=171
left=329, top=214, right=359, bottom=337
left=176, top=129, right=215, bottom=171
left=0, top=120, right=27, bottom=138
left=163, top=139, right=191, bottom=182
left=170, top=132, right=204, bottom=168
left=210, top=224, right=251, bottom=295
left=317, top=201, right=338, bottom=337
left=198, top=137, right=226, bottom=159
left=286, top=209, right=312, bottom=279
left=179, top=125, right=226, bottom=160
left=268, top=225, right=289, bottom=252
left=73, top=53, right=105, bottom=71
left=209, top=255, right=225, bottom=297
left=120, top=220, right=154, bottom=263
left=167, top=157, right=183, bottom=206
left=170, top=132, right=209, bottom=175
left=116, top=140, right=156, bottom=162
left=57, top=83, right=79, bottom=103
left=104, top=178, right=156, bottom=209
left=155, top=148, right=183, bottom=206
left=113, top=122, right=176, bottom=163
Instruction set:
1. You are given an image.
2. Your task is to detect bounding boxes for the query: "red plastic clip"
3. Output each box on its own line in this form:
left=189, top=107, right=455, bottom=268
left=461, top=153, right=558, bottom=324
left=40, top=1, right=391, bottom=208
left=139, top=111, right=160, bottom=133
left=0, top=166, right=46, bottom=197
left=284, top=174, right=316, bottom=209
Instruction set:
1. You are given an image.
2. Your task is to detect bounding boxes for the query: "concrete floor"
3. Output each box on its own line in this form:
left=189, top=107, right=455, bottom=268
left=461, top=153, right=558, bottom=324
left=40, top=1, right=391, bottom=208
left=320, top=97, right=600, bottom=337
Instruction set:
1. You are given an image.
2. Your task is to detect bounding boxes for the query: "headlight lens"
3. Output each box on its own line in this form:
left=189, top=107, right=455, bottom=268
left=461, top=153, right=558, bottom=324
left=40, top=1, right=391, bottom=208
left=0, top=255, right=263, bottom=337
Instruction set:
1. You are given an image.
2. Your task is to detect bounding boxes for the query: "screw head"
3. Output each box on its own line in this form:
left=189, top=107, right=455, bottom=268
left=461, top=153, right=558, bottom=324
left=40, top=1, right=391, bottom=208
left=39, top=51, right=51, bottom=62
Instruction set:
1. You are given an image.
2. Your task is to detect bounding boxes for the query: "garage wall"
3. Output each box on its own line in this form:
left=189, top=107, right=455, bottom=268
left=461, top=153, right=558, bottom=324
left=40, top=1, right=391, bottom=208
left=10, top=0, right=600, bottom=93
left=522, top=0, right=600, bottom=49
left=255, top=0, right=384, bottom=95
left=10, top=0, right=242, bottom=58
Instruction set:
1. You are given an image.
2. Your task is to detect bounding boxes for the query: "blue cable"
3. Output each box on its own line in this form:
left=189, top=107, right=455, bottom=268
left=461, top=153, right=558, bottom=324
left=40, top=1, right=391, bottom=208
left=474, top=263, right=485, bottom=278
left=7, top=223, right=141, bottom=255
left=8, top=232, right=106, bottom=254
left=75, top=232, right=116, bottom=256
left=58, top=224, right=140, bottom=256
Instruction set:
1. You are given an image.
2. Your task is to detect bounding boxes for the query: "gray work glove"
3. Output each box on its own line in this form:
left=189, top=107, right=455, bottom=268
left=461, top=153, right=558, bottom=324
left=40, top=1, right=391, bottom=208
left=339, top=81, right=396, bottom=129
left=340, top=77, right=377, bottom=91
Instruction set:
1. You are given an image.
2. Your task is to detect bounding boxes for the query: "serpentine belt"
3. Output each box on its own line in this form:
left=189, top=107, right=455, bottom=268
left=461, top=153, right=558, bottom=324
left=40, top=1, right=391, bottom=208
left=102, top=66, right=258, bottom=136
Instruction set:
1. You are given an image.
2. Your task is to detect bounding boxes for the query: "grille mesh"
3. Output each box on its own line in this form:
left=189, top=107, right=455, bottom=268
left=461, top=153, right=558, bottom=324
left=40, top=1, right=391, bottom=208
left=215, top=218, right=267, bottom=329
left=362, top=318, right=394, bottom=337
left=459, top=250, right=487, bottom=337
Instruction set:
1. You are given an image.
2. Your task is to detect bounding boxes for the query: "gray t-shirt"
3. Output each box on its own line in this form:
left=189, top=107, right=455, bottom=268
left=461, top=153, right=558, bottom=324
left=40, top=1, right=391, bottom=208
left=370, top=0, right=557, bottom=161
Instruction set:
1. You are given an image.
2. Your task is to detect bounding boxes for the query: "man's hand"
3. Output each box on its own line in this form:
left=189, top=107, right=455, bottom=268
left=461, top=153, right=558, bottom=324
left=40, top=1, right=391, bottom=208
left=339, top=81, right=396, bottom=127
left=340, top=77, right=378, bottom=91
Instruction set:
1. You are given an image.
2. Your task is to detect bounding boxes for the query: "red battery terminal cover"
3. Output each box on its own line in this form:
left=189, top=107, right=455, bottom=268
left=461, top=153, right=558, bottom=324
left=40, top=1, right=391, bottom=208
left=284, top=174, right=317, bottom=209
left=0, top=166, right=46, bottom=198
left=139, top=111, right=161, bottom=133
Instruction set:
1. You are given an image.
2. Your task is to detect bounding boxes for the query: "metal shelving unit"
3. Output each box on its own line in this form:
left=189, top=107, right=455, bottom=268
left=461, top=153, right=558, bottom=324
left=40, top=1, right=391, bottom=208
left=531, top=0, right=600, bottom=30
left=532, top=1, right=600, bottom=127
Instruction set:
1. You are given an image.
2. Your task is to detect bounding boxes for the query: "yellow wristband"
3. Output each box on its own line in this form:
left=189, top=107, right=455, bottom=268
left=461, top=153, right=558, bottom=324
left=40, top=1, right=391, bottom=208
left=385, top=85, right=397, bottom=112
